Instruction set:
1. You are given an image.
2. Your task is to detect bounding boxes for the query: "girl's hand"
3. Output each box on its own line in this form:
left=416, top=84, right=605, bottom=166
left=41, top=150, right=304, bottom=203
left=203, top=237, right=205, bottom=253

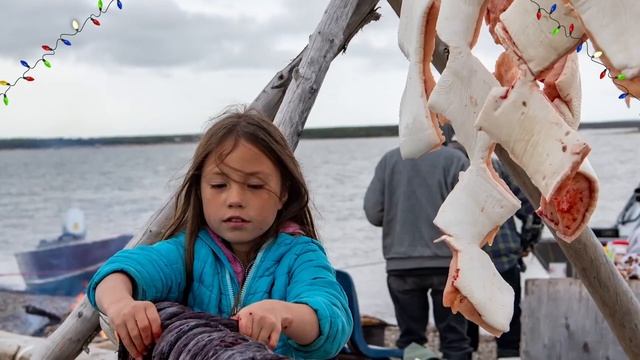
left=107, top=298, right=162, bottom=360
left=233, top=300, right=292, bottom=349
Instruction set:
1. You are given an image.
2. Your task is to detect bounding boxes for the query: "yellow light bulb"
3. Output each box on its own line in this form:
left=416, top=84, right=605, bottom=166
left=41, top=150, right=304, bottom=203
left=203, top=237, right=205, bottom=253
left=593, top=51, right=603, bottom=59
left=72, top=19, right=80, bottom=31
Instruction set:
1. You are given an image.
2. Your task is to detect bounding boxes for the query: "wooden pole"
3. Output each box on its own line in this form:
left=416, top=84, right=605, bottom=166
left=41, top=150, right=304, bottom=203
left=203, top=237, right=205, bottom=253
left=249, top=50, right=305, bottom=121
left=252, top=1, right=381, bottom=122
left=494, top=146, right=640, bottom=359
left=0, top=331, right=114, bottom=360
left=32, top=1, right=381, bottom=359
left=273, top=0, right=380, bottom=148
left=28, top=300, right=102, bottom=360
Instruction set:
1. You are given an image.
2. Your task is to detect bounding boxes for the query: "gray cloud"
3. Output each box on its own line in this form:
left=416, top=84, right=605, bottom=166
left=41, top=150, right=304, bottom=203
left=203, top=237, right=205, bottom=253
left=1, top=1, right=345, bottom=69
left=0, top=1, right=504, bottom=75
left=1, top=1, right=424, bottom=72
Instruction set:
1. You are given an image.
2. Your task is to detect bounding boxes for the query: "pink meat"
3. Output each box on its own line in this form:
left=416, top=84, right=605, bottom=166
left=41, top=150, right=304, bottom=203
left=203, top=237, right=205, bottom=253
left=538, top=172, right=594, bottom=241
left=485, top=0, right=514, bottom=44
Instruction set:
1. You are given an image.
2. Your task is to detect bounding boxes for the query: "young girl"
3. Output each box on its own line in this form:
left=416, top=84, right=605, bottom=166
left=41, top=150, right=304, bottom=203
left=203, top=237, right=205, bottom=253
left=87, top=109, right=353, bottom=359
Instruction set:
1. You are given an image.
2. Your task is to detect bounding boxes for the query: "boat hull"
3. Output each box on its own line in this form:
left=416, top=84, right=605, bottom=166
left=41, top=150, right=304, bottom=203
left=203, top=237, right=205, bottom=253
left=14, top=234, right=131, bottom=296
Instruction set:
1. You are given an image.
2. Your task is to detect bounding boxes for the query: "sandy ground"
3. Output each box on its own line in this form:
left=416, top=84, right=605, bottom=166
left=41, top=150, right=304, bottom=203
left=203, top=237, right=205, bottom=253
left=383, top=326, right=497, bottom=360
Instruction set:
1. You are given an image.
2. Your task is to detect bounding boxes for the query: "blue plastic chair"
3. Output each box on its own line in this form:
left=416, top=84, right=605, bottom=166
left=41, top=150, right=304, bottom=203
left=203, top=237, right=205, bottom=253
left=336, top=269, right=404, bottom=360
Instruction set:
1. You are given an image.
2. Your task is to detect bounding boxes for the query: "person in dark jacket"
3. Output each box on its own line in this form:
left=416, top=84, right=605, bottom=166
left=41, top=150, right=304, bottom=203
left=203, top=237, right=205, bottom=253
left=364, top=145, right=472, bottom=360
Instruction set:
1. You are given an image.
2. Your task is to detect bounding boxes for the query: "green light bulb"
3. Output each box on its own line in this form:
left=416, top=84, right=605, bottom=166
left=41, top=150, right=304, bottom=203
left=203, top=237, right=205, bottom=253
left=43, top=59, right=52, bottom=68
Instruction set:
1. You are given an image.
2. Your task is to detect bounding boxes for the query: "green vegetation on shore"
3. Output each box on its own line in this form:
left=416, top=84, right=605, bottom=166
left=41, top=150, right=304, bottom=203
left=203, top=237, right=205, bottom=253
left=0, top=126, right=399, bottom=150
left=0, top=121, right=638, bottom=150
left=0, top=134, right=201, bottom=150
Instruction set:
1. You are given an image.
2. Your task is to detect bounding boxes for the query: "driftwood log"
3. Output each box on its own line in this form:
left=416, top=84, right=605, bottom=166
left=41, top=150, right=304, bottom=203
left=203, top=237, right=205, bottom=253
left=0, top=331, right=114, bottom=360
left=273, top=0, right=371, bottom=148
left=33, top=0, right=640, bottom=359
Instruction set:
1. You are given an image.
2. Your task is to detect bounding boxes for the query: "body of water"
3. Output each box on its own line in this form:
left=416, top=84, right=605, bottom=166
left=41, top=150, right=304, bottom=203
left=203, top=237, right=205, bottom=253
left=1, top=130, right=638, bottom=322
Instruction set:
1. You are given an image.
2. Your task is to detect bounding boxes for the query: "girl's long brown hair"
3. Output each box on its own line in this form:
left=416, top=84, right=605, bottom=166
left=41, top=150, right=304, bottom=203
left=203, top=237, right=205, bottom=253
left=160, top=108, right=317, bottom=300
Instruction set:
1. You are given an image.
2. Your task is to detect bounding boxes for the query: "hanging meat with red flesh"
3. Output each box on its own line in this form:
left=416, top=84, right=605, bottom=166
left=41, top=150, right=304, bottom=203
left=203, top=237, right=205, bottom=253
left=492, top=0, right=587, bottom=80
left=538, top=173, right=593, bottom=237
left=485, top=0, right=514, bottom=44
left=433, top=126, right=520, bottom=249
left=538, top=52, right=599, bottom=241
left=430, top=49, right=521, bottom=248
left=428, top=46, right=501, bottom=158
left=494, top=50, right=519, bottom=87
left=427, top=39, right=519, bottom=336
left=443, top=250, right=503, bottom=337
left=475, top=70, right=591, bottom=238
left=440, top=236, right=514, bottom=336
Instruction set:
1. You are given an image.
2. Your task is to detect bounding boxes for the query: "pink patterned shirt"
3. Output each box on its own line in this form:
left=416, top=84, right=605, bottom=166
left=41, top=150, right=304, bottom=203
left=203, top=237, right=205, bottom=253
left=206, top=222, right=304, bottom=286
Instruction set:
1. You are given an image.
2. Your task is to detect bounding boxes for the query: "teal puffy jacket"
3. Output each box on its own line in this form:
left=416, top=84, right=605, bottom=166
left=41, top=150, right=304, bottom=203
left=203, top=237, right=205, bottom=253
left=87, top=229, right=353, bottom=359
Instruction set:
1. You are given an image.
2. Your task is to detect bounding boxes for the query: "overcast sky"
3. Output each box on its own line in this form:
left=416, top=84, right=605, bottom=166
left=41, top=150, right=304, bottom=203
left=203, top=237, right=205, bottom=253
left=0, top=0, right=637, bottom=139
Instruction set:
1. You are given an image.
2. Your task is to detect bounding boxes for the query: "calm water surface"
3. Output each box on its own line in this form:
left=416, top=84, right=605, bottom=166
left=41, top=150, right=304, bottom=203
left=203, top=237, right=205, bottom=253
left=1, top=130, right=638, bottom=321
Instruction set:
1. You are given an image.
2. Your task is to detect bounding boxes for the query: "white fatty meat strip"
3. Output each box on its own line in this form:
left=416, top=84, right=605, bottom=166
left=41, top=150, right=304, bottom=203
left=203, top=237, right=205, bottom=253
left=428, top=46, right=500, bottom=159
left=543, top=53, right=582, bottom=126
left=538, top=55, right=599, bottom=242
left=440, top=236, right=515, bottom=336
left=567, top=0, right=640, bottom=99
left=437, top=0, right=488, bottom=48
left=475, top=71, right=591, bottom=200
left=434, top=159, right=521, bottom=248
left=398, top=0, right=445, bottom=158
left=497, top=0, right=585, bottom=76
left=399, top=62, right=444, bottom=158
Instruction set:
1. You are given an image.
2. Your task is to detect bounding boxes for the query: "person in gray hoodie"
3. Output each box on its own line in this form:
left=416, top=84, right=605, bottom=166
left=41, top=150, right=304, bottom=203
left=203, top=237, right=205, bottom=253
left=363, top=144, right=471, bottom=360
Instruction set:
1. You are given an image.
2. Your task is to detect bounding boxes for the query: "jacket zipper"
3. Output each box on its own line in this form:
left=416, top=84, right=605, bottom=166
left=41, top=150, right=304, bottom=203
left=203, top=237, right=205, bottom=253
left=230, top=260, right=254, bottom=314
left=230, top=244, right=268, bottom=315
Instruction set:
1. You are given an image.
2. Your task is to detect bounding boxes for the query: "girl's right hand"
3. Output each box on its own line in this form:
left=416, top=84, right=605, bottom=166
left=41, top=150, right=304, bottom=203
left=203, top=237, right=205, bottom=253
left=107, top=299, right=162, bottom=360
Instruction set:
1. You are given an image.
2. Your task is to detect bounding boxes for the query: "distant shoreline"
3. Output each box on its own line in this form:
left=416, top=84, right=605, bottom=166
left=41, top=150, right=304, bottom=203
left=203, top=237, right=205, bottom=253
left=1, top=121, right=638, bottom=150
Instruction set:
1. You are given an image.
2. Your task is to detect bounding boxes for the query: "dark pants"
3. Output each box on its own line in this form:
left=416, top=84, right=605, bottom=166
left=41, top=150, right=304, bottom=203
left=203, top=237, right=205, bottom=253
left=387, top=269, right=473, bottom=360
left=467, top=264, right=522, bottom=357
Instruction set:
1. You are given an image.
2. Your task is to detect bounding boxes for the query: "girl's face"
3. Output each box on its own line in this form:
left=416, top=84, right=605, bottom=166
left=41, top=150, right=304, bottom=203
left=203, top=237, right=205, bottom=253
left=200, top=140, right=287, bottom=251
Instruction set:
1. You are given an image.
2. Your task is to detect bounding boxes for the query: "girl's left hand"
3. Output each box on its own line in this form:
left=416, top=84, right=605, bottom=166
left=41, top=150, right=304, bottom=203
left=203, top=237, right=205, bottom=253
left=233, top=299, right=292, bottom=349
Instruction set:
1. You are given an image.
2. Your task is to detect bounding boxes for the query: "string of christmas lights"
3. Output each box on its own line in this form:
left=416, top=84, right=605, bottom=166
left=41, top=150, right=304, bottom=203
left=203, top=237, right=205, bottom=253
left=0, top=0, right=123, bottom=107
left=528, top=0, right=633, bottom=101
